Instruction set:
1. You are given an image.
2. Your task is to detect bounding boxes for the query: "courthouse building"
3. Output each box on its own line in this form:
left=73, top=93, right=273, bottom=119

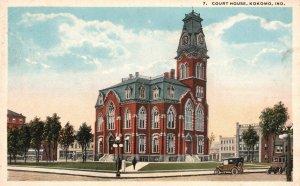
left=94, top=11, right=209, bottom=162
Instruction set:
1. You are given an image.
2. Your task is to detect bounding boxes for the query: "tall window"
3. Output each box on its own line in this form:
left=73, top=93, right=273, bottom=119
left=196, top=86, right=204, bottom=98
left=196, top=63, right=201, bottom=79
left=97, top=93, right=103, bottom=105
left=124, top=135, right=131, bottom=153
left=152, top=135, right=159, bottom=153
left=167, top=134, right=175, bottom=154
left=167, top=106, right=175, bottom=129
left=184, top=63, right=188, bottom=78
left=124, top=109, right=131, bottom=129
left=152, top=108, right=159, bottom=129
left=185, top=100, right=193, bottom=130
left=139, top=135, right=146, bottom=153
left=180, top=64, right=184, bottom=79
left=140, top=86, right=145, bottom=99
left=138, top=107, right=146, bottom=129
left=107, top=102, right=115, bottom=130
left=179, top=63, right=187, bottom=79
left=97, top=114, right=103, bottom=131
left=197, top=136, right=204, bottom=154
left=195, top=106, right=204, bottom=131
left=168, top=86, right=175, bottom=98
left=153, top=86, right=160, bottom=99
left=125, top=86, right=132, bottom=99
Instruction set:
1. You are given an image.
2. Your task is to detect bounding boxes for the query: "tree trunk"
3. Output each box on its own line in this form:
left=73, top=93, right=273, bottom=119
left=37, top=149, right=40, bottom=163
left=48, top=143, right=51, bottom=162
left=53, top=143, right=57, bottom=162
left=272, top=134, right=276, bottom=160
left=65, top=148, right=68, bottom=162
left=9, top=153, right=12, bottom=164
left=24, top=151, right=27, bottom=164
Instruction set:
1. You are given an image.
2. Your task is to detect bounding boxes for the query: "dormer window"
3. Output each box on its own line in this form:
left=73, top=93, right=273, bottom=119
left=139, top=86, right=145, bottom=99
left=125, top=86, right=132, bottom=99
left=181, top=34, right=189, bottom=46
left=97, top=93, right=104, bottom=105
left=153, top=86, right=160, bottom=99
left=168, top=85, right=175, bottom=99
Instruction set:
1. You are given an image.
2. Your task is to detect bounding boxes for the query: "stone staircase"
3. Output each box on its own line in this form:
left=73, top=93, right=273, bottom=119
left=185, top=155, right=201, bottom=162
left=99, top=154, right=115, bottom=162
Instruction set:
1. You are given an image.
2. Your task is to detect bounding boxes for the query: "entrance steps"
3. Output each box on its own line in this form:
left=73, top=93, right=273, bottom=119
left=99, top=154, right=114, bottom=162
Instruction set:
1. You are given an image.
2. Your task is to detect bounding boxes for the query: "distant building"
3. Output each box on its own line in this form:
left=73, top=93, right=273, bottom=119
left=218, top=136, right=236, bottom=161
left=7, top=109, right=26, bottom=128
left=57, top=140, right=94, bottom=161
left=209, top=141, right=220, bottom=161
left=235, top=122, right=261, bottom=162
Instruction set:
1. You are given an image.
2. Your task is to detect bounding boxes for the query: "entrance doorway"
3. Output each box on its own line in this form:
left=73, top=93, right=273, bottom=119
left=108, top=136, right=115, bottom=154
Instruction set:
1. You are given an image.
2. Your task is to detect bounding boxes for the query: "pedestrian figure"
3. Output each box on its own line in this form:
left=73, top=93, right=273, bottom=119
left=132, top=157, right=137, bottom=170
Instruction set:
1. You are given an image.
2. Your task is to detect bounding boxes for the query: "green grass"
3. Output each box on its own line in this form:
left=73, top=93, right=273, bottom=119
left=11, top=162, right=132, bottom=171
left=139, top=162, right=220, bottom=171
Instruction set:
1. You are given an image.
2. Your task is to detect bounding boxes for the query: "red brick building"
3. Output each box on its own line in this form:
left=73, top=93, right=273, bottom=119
left=7, top=109, right=26, bottom=128
left=94, top=11, right=209, bottom=162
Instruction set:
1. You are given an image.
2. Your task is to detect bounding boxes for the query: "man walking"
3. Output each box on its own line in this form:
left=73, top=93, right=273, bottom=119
left=132, top=157, right=137, bottom=170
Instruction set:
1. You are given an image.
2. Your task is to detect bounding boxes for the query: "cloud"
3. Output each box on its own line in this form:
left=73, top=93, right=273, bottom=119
left=250, top=48, right=285, bottom=65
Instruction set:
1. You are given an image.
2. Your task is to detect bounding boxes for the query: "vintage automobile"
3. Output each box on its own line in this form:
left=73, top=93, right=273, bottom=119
left=214, top=157, right=244, bottom=175
left=267, top=155, right=286, bottom=174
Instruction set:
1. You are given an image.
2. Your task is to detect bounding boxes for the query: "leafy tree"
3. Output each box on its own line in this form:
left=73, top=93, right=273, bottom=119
left=242, top=125, right=259, bottom=162
left=76, top=123, right=93, bottom=163
left=29, top=117, right=44, bottom=163
left=259, top=101, right=288, bottom=161
left=19, top=125, right=31, bottom=163
left=7, top=128, right=20, bottom=164
left=42, top=120, right=52, bottom=162
left=58, top=122, right=76, bottom=162
left=49, top=113, right=62, bottom=162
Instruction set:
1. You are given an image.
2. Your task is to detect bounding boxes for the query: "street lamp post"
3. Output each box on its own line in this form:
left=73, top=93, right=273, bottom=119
left=113, top=134, right=123, bottom=177
left=279, top=122, right=293, bottom=182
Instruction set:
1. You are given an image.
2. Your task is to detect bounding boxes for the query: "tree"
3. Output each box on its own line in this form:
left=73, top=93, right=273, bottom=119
left=42, top=120, right=52, bottom=162
left=49, top=113, right=62, bottom=162
left=259, top=101, right=288, bottom=161
left=19, top=125, right=31, bottom=163
left=29, top=117, right=44, bottom=163
left=242, top=125, right=259, bottom=162
left=208, top=132, right=215, bottom=153
left=76, top=123, right=93, bottom=163
left=58, top=122, right=76, bottom=162
left=7, top=128, right=20, bottom=164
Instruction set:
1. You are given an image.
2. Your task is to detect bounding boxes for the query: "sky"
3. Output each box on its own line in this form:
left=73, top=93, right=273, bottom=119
left=8, top=7, right=292, bottom=139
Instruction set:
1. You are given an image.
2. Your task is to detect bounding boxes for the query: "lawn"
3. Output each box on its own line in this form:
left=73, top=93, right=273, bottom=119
left=10, top=162, right=131, bottom=171
left=139, top=162, right=220, bottom=171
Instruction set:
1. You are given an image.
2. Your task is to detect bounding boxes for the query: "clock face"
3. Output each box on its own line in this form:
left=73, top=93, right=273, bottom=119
left=182, top=35, right=189, bottom=45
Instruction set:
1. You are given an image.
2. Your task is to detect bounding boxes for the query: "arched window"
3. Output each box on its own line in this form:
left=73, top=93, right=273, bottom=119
left=125, top=86, right=132, bottom=99
left=167, top=133, right=175, bottom=154
left=97, top=114, right=103, bottom=131
left=196, top=63, right=201, bottom=79
left=184, top=63, right=188, bottom=78
left=197, top=135, right=204, bottom=154
left=124, top=109, right=131, bottom=129
left=168, top=86, right=175, bottom=99
left=124, top=135, right=131, bottom=153
left=152, top=108, right=159, bottom=129
left=202, top=65, right=205, bottom=79
left=153, top=86, right=160, bottom=99
left=185, top=100, right=193, bottom=130
left=180, top=64, right=184, bottom=79
left=167, top=106, right=176, bottom=129
left=140, top=86, right=145, bottom=99
left=107, top=102, right=115, bottom=130
left=139, top=135, right=146, bottom=153
left=195, top=106, right=204, bottom=131
left=152, top=135, right=159, bottom=153
left=138, top=107, right=146, bottom=129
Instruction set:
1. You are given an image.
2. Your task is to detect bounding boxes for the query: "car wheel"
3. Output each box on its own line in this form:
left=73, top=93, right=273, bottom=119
left=231, top=168, right=238, bottom=175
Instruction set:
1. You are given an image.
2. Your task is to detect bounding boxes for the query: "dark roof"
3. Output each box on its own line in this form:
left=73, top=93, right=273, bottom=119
left=7, top=109, right=25, bottom=118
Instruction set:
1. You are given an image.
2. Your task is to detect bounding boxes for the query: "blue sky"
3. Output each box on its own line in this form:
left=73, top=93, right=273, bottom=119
left=8, top=7, right=292, bottom=136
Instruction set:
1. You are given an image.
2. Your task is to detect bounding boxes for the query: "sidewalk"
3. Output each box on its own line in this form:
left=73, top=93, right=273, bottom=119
left=8, top=166, right=268, bottom=178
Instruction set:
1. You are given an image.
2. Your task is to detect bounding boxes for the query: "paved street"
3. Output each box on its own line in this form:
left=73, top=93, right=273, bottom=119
left=8, top=171, right=286, bottom=181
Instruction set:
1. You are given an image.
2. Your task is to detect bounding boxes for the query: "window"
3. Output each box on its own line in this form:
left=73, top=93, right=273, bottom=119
left=239, top=144, right=242, bottom=150
left=153, top=86, right=160, bottom=99
left=19, top=118, right=23, bottom=123
left=152, top=135, right=159, bottom=153
left=97, top=93, right=103, bottom=105
left=138, top=107, right=146, bottom=129
left=140, top=86, right=145, bottom=99
left=197, top=33, right=204, bottom=45
left=264, top=143, right=268, bottom=150
left=107, top=102, right=115, bottom=130
left=184, top=100, right=193, bottom=130
left=12, top=118, right=16, bottom=123
left=195, top=106, right=204, bottom=131
left=124, top=135, right=131, bottom=153
left=195, top=63, right=201, bottom=79
left=97, top=114, right=103, bottom=131
left=167, top=134, right=175, bottom=154
left=196, top=86, right=204, bottom=98
left=197, top=136, right=204, bottom=154
left=167, top=106, right=175, bottom=129
left=139, top=135, right=146, bottom=153
left=125, top=86, right=132, bottom=99
left=168, top=86, right=175, bottom=98
left=152, top=108, right=159, bottom=129
left=124, top=109, right=131, bottom=129
left=275, top=145, right=283, bottom=153
left=202, top=65, right=205, bottom=79
left=179, top=63, right=188, bottom=79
